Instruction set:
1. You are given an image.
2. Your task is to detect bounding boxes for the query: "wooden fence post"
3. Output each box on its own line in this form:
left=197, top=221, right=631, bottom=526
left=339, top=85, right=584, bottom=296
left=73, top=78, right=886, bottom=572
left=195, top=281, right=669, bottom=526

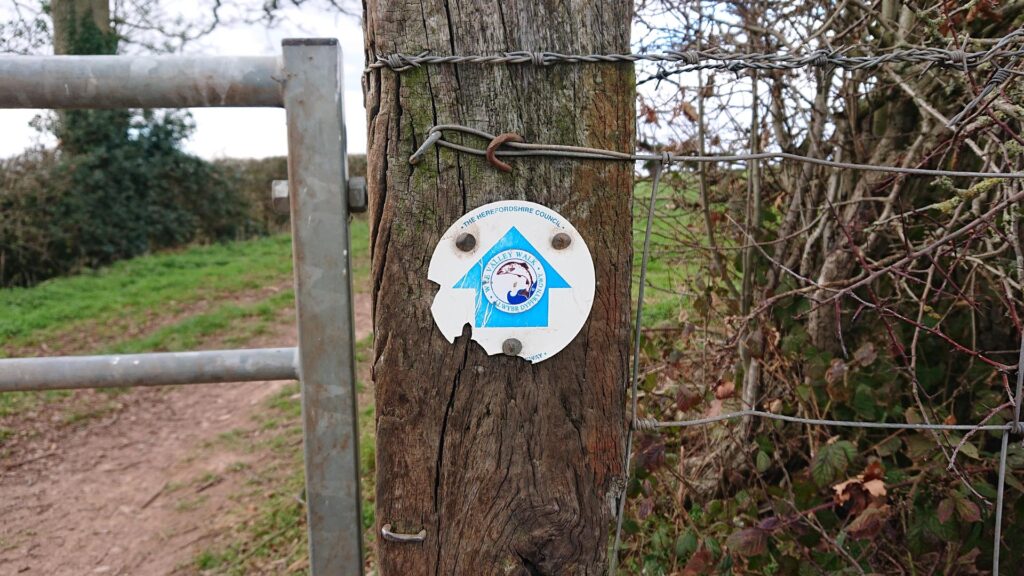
left=364, top=2, right=634, bottom=573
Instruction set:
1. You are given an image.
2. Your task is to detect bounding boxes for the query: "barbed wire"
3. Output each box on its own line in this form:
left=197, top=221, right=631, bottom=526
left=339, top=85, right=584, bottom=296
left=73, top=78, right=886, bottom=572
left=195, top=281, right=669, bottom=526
left=407, top=120, right=1024, bottom=576
left=368, top=28, right=1024, bottom=86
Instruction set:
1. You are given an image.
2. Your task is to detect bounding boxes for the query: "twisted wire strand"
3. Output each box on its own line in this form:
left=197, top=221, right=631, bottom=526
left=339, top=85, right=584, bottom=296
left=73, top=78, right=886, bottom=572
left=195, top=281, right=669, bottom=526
left=947, top=67, right=1016, bottom=128
left=411, top=124, right=1024, bottom=180
left=368, top=30, right=1024, bottom=79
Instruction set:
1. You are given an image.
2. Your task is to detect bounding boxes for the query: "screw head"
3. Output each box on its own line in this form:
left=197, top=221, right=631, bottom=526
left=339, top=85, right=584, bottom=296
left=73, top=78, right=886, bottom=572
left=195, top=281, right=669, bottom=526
left=502, top=338, right=522, bottom=356
left=455, top=232, right=477, bottom=252
left=551, top=232, right=572, bottom=250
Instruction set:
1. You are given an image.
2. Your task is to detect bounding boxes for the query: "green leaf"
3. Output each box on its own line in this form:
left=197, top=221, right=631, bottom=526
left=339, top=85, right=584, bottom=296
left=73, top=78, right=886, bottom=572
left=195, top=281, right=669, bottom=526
left=958, top=440, right=981, bottom=460
left=795, top=384, right=812, bottom=402
left=1004, top=472, right=1024, bottom=493
left=812, top=440, right=857, bottom=487
left=756, top=450, right=771, bottom=473
left=852, top=385, right=877, bottom=419
left=875, top=436, right=902, bottom=458
left=707, top=500, right=724, bottom=518
left=675, top=531, right=698, bottom=559
left=704, top=536, right=722, bottom=558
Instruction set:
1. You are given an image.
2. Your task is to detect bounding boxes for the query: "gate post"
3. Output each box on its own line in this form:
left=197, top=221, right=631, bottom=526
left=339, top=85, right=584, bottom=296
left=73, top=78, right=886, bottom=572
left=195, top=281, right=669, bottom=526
left=364, top=3, right=634, bottom=573
left=282, top=38, right=363, bottom=574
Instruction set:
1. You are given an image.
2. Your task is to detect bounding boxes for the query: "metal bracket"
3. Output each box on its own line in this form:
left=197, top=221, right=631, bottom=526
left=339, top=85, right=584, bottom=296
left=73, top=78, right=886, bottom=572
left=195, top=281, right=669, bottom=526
left=272, top=180, right=290, bottom=214
left=270, top=177, right=367, bottom=214
left=347, top=176, right=368, bottom=213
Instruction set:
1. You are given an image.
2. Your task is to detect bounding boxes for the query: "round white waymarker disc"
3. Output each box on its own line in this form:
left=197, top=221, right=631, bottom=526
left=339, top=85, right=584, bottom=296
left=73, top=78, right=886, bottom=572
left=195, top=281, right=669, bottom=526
left=428, top=200, right=596, bottom=363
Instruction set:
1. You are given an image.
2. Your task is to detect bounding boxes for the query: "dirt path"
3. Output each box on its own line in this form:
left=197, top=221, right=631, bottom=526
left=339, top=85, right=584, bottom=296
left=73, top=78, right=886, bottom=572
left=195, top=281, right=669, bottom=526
left=0, top=295, right=372, bottom=576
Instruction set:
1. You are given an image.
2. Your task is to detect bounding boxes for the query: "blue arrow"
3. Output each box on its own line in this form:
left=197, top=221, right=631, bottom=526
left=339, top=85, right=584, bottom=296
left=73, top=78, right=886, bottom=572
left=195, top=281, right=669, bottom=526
left=453, top=227, right=570, bottom=328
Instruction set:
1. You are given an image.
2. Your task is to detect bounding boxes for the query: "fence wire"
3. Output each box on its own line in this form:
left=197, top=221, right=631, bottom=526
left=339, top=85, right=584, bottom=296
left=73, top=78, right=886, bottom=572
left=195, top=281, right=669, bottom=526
left=369, top=28, right=1024, bottom=98
left=370, top=33, right=1024, bottom=75
left=385, top=32, right=1024, bottom=575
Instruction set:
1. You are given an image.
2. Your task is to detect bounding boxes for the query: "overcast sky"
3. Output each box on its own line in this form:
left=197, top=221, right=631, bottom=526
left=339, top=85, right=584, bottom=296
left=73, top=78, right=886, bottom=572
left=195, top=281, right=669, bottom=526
left=0, top=5, right=367, bottom=159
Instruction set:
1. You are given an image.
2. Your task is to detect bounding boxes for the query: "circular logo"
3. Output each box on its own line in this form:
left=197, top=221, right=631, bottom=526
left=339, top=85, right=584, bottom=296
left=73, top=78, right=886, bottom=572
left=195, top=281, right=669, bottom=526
left=481, top=250, right=546, bottom=313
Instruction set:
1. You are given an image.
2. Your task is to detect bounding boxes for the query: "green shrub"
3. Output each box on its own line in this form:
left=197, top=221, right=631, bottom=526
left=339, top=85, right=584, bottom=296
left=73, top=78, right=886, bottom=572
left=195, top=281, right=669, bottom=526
left=0, top=111, right=258, bottom=287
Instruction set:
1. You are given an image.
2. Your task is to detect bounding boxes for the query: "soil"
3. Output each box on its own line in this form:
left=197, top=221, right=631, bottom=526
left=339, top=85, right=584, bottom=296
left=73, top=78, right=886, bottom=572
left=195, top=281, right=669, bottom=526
left=0, top=294, right=372, bottom=576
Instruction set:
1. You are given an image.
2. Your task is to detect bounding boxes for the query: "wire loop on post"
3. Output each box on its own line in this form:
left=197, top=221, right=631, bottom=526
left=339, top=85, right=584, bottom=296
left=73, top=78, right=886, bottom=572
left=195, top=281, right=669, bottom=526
left=409, top=130, right=443, bottom=165
left=666, top=50, right=700, bottom=65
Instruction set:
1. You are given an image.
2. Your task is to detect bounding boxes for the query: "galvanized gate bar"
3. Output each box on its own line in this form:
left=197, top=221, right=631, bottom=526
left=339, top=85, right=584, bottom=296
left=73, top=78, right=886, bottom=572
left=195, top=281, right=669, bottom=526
left=0, top=55, right=283, bottom=109
left=282, top=39, right=364, bottom=574
left=0, top=348, right=298, bottom=392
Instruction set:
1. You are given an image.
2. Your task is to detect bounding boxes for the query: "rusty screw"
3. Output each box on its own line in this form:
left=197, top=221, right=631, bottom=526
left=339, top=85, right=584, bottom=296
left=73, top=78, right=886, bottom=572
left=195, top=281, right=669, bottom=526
left=502, top=338, right=523, bottom=356
left=551, top=232, right=572, bottom=250
left=455, top=232, right=477, bottom=252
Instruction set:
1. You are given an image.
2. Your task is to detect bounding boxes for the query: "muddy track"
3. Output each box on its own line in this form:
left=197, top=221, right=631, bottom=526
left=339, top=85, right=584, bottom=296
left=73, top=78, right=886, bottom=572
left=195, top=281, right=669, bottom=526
left=0, top=294, right=371, bottom=576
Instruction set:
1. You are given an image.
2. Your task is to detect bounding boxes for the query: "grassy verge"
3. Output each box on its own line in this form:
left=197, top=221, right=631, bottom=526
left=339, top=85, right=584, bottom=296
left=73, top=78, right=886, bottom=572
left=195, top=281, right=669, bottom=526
left=0, top=235, right=294, bottom=353
left=192, top=334, right=378, bottom=575
left=0, top=218, right=370, bottom=351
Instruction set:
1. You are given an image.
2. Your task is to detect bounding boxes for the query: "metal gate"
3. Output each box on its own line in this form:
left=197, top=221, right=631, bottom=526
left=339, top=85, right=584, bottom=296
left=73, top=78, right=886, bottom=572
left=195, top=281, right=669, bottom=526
left=0, top=39, right=364, bottom=575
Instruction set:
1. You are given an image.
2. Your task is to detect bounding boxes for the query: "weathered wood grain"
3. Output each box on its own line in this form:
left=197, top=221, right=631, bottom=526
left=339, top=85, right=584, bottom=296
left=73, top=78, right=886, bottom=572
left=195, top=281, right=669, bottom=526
left=363, top=2, right=633, bottom=573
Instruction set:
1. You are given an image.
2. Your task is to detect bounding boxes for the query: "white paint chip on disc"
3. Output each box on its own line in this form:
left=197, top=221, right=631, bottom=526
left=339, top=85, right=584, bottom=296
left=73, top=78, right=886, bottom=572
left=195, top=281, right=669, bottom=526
left=428, top=200, right=596, bottom=363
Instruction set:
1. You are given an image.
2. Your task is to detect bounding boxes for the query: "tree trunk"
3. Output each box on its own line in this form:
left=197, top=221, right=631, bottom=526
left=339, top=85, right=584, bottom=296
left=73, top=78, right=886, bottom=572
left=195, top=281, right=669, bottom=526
left=51, top=0, right=111, bottom=55
left=363, top=2, right=634, bottom=574
left=50, top=0, right=120, bottom=155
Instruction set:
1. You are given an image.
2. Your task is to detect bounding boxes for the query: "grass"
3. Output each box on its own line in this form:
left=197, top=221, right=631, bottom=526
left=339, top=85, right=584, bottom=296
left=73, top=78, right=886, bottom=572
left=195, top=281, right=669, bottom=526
left=632, top=178, right=704, bottom=326
left=103, top=290, right=295, bottom=354
left=0, top=235, right=294, bottom=352
left=192, top=334, right=377, bottom=575
left=0, top=217, right=370, bottom=354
